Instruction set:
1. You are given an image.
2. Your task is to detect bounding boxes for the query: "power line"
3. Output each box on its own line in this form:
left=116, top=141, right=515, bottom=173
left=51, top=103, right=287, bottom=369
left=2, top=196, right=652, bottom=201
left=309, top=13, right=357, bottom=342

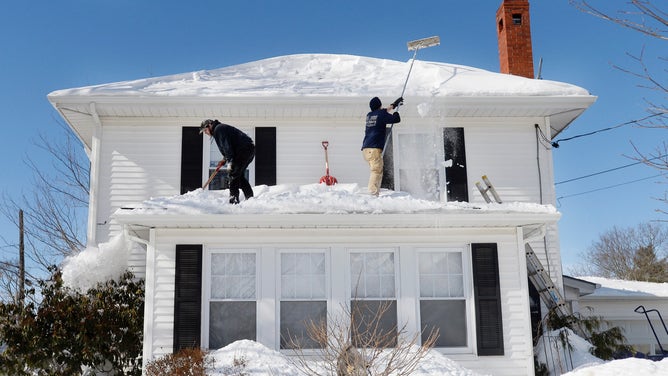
left=556, top=173, right=666, bottom=205
left=556, top=154, right=668, bottom=185
left=551, top=113, right=664, bottom=148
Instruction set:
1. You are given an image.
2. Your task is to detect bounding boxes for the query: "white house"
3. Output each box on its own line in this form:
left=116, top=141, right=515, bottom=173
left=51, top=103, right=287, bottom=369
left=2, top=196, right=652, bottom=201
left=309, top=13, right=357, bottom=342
left=47, top=1, right=597, bottom=374
left=567, top=276, right=668, bottom=357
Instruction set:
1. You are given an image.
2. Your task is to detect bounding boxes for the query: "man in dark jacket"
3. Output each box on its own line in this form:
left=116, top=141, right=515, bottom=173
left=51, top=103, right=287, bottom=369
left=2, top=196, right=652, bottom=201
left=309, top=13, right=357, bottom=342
left=200, top=119, right=255, bottom=204
left=361, top=96, right=402, bottom=196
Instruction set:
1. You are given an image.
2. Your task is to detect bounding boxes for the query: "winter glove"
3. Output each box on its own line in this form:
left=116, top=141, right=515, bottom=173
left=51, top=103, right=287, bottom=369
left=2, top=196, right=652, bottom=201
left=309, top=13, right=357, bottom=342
left=391, top=97, right=404, bottom=109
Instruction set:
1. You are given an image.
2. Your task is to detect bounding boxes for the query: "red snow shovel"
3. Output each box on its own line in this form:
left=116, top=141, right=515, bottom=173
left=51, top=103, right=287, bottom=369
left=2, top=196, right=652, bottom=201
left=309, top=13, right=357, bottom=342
left=319, top=141, right=338, bottom=185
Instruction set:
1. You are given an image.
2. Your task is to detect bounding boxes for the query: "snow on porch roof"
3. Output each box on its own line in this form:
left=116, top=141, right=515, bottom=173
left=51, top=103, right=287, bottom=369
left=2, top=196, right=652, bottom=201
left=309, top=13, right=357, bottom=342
left=113, top=184, right=561, bottom=230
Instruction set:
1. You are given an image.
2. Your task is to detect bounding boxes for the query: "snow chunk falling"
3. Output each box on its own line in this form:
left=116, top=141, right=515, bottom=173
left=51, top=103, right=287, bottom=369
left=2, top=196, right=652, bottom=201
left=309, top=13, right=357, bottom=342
left=61, top=233, right=138, bottom=291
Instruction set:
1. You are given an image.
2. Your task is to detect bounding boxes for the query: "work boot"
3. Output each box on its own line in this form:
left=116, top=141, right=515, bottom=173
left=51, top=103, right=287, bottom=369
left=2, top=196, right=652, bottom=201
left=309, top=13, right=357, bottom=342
left=229, top=196, right=240, bottom=205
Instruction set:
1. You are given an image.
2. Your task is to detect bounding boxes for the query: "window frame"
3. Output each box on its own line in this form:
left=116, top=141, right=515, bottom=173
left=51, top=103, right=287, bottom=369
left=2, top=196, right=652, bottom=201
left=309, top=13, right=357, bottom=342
left=347, top=248, right=400, bottom=348
left=202, top=247, right=260, bottom=350
left=393, top=128, right=447, bottom=202
left=202, top=126, right=256, bottom=190
left=276, top=248, right=330, bottom=350
left=415, top=246, right=476, bottom=353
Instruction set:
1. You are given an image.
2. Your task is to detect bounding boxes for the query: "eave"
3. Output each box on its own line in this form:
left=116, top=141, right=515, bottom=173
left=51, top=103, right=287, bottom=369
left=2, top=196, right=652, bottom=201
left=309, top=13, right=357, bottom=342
left=113, top=209, right=561, bottom=230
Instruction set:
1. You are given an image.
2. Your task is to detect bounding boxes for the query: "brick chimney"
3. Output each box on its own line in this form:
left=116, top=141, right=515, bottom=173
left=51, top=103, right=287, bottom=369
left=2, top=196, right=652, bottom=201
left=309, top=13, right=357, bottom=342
left=496, top=0, right=534, bottom=78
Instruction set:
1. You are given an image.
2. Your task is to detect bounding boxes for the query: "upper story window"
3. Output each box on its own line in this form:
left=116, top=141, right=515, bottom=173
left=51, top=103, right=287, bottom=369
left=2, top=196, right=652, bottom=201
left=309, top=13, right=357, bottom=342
left=395, top=127, right=468, bottom=202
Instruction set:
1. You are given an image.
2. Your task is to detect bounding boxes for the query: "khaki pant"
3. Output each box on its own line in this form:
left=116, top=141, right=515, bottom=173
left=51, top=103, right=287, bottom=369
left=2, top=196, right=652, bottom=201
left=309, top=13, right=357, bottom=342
left=362, top=148, right=383, bottom=196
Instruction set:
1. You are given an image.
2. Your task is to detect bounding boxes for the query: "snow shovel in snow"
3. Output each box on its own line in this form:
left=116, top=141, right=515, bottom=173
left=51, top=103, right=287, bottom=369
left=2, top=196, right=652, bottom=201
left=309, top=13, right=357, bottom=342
left=382, top=35, right=440, bottom=157
left=319, top=141, right=338, bottom=185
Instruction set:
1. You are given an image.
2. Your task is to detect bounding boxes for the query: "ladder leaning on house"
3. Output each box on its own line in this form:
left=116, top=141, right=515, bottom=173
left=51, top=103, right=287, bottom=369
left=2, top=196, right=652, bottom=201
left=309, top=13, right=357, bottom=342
left=476, top=176, right=570, bottom=319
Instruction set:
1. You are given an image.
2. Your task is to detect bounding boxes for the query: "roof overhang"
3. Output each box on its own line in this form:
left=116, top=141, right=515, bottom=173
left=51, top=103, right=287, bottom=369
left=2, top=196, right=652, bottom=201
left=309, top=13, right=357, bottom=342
left=113, top=209, right=561, bottom=231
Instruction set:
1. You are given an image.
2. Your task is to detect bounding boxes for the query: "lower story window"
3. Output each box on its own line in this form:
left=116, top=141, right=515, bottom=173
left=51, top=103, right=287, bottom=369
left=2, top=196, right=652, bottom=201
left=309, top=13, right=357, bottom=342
left=209, top=252, right=257, bottom=349
left=350, top=251, right=398, bottom=347
left=418, top=249, right=468, bottom=348
left=279, top=251, right=327, bottom=349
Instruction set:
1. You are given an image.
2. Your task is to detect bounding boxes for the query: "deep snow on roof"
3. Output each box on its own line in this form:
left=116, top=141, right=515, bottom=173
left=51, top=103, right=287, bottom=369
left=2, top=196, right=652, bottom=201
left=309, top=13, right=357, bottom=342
left=119, top=183, right=558, bottom=216
left=48, top=53, right=590, bottom=98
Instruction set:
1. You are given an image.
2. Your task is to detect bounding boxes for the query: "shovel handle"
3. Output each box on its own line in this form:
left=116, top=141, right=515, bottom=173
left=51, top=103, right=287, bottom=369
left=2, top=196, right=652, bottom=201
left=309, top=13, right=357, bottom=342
left=322, top=141, right=329, bottom=149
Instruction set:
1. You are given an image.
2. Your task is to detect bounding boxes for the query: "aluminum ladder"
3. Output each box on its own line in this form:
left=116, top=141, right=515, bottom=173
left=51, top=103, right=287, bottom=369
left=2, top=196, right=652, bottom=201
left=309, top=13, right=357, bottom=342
left=476, top=175, right=570, bottom=318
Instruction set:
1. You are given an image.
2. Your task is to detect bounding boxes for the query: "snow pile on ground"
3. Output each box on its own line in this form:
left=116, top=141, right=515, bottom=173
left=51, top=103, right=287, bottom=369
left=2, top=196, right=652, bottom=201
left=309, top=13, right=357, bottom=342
left=534, top=328, right=604, bottom=375
left=535, top=327, right=668, bottom=376
left=207, top=340, right=487, bottom=376
left=208, top=338, right=668, bottom=376
left=60, top=232, right=139, bottom=291
left=563, top=357, right=668, bottom=375
left=48, top=54, right=590, bottom=99
left=126, top=183, right=556, bottom=216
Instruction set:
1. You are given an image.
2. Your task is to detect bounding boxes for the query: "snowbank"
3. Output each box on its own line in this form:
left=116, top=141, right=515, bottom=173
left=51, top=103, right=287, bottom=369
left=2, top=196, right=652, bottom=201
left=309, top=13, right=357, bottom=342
left=207, top=340, right=487, bottom=376
left=126, top=183, right=557, bottom=216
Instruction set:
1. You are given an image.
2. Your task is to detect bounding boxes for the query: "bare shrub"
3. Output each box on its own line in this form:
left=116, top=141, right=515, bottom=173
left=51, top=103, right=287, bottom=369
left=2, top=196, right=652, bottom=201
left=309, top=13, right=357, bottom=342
left=145, top=348, right=213, bottom=376
left=287, top=299, right=438, bottom=376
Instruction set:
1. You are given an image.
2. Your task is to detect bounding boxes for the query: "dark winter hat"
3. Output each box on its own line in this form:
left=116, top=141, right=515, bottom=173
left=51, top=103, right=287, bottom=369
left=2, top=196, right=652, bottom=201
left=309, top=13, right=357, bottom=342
left=369, top=97, right=381, bottom=111
left=199, top=119, right=215, bottom=134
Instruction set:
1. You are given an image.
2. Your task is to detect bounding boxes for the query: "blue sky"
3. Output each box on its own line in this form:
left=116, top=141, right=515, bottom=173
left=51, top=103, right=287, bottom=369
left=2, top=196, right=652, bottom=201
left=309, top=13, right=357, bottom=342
left=0, top=1, right=665, bottom=271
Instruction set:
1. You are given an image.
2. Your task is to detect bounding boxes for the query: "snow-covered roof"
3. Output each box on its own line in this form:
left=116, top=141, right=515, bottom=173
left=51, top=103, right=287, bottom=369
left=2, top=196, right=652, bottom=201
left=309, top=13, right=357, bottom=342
left=113, top=183, right=560, bottom=230
left=579, top=276, right=668, bottom=299
left=49, top=53, right=590, bottom=98
left=47, top=53, right=596, bottom=150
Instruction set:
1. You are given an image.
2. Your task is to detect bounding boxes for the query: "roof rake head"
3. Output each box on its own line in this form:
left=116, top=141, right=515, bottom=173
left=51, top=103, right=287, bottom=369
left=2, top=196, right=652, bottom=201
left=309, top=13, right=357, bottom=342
left=407, top=36, right=440, bottom=51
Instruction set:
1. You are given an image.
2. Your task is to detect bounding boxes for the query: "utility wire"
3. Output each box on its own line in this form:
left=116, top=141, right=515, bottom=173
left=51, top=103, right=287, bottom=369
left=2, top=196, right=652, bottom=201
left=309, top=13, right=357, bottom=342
left=556, top=153, right=668, bottom=185
left=551, top=113, right=664, bottom=148
left=556, top=173, right=665, bottom=205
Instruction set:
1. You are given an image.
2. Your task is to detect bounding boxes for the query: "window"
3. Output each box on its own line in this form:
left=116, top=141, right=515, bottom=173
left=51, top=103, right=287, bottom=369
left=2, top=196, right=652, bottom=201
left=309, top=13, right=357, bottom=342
left=279, top=251, right=327, bottom=349
left=395, top=128, right=468, bottom=202
left=349, top=251, right=398, bottom=347
left=397, top=133, right=442, bottom=201
left=418, top=249, right=469, bottom=348
left=208, top=251, right=257, bottom=349
left=202, top=128, right=252, bottom=190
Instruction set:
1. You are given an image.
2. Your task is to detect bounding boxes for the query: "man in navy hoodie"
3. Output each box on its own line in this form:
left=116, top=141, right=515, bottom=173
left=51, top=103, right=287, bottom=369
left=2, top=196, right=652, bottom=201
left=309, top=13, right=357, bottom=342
left=200, top=119, right=255, bottom=204
left=361, top=96, right=402, bottom=196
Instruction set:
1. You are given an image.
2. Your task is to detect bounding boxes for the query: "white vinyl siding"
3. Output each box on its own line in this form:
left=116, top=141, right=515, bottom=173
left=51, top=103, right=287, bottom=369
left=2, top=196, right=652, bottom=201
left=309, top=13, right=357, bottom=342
left=97, top=123, right=182, bottom=243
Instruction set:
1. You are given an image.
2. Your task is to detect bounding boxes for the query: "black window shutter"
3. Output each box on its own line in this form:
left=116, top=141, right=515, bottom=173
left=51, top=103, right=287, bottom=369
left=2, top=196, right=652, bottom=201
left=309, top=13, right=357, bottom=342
left=471, top=243, right=504, bottom=356
left=443, top=128, right=469, bottom=202
left=174, top=244, right=203, bottom=351
left=254, top=127, right=276, bottom=186
left=181, top=127, right=204, bottom=194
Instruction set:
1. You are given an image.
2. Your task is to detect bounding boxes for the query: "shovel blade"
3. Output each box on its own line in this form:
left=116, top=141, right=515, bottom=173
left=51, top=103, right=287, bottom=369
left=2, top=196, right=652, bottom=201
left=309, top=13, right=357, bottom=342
left=320, top=175, right=338, bottom=186
left=407, top=36, right=440, bottom=51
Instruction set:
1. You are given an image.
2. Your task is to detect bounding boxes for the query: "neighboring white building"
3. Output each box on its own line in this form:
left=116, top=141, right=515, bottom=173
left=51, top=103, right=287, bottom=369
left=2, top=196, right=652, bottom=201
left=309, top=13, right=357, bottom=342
left=571, top=276, right=668, bottom=356
left=47, top=2, right=597, bottom=374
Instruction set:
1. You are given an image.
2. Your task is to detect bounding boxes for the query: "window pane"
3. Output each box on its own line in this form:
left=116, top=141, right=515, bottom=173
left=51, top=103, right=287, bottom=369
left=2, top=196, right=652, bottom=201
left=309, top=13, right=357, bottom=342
left=280, top=301, right=327, bottom=349
left=351, top=300, right=397, bottom=348
left=281, top=252, right=326, bottom=299
left=211, top=253, right=256, bottom=300
left=418, top=251, right=463, bottom=299
left=209, top=301, right=256, bottom=349
left=350, top=252, right=395, bottom=298
left=420, top=300, right=467, bottom=347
